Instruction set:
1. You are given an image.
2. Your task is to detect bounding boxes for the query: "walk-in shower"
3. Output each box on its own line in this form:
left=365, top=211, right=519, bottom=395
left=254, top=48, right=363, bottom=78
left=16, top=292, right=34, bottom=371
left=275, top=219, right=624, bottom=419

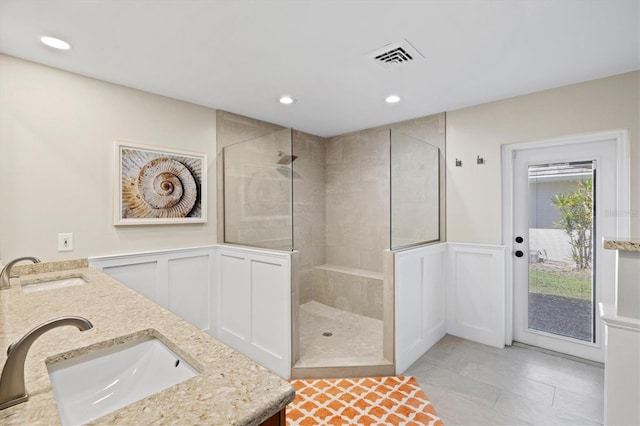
left=221, top=113, right=444, bottom=377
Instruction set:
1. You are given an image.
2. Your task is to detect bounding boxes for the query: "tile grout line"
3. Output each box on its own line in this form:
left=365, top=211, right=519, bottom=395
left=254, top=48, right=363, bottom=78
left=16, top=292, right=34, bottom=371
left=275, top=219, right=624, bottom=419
left=490, top=389, right=501, bottom=409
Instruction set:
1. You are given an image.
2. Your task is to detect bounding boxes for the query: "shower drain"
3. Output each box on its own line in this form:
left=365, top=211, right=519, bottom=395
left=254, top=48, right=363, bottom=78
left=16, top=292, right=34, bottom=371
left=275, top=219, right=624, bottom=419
left=322, top=331, right=333, bottom=337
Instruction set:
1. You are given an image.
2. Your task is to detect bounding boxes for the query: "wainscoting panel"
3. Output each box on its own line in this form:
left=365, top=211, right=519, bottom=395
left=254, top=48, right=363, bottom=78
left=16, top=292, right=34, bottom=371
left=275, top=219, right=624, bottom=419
left=250, top=259, right=288, bottom=357
left=168, top=255, right=210, bottom=331
left=100, top=261, right=158, bottom=302
left=447, top=243, right=506, bottom=348
left=395, top=243, right=447, bottom=373
left=216, top=245, right=292, bottom=378
left=219, top=253, right=251, bottom=340
left=89, top=246, right=217, bottom=335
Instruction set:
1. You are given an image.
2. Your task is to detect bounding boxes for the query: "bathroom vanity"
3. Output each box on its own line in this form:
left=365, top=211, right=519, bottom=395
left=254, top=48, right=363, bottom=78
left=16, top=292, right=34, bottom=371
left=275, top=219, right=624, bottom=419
left=0, top=260, right=294, bottom=425
left=601, top=239, right=640, bottom=426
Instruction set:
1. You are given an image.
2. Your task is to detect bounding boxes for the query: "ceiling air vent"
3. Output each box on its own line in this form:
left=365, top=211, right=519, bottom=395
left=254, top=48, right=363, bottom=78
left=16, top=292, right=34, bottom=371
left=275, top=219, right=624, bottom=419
left=369, top=39, right=424, bottom=69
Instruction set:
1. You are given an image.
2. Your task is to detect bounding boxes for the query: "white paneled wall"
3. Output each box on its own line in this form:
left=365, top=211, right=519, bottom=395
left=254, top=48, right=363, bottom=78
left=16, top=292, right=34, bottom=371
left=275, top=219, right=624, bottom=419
left=394, top=242, right=506, bottom=372
left=216, top=245, right=292, bottom=378
left=395, top=243, right=447, bottom=373
left=446, top=243, right=506, bottom=348
left=168, top=255, right=212, bottom=330
left=89, top=242, right=507, bottom=379
left=89, top=246, right=217, bottom=334
left=90, top=244, right=293, bottom=378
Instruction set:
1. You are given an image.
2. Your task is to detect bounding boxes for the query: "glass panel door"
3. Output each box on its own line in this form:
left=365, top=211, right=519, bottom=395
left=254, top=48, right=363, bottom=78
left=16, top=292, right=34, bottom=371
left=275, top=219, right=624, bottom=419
left=527, top=162, right=595, bottom=342
left=511, top=139, right=619, bottom=363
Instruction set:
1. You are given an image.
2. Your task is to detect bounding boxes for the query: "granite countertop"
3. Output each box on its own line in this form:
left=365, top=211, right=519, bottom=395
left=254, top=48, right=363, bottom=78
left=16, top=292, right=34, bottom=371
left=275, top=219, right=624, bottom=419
left=0, top=261, right=294, bottom=425
left=603, top=238, right=640, bottom=252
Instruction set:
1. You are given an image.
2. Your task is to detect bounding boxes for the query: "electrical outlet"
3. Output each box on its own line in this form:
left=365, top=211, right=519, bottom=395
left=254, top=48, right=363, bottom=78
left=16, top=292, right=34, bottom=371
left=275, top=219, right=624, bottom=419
left=58, top=233, right=73, bottom=252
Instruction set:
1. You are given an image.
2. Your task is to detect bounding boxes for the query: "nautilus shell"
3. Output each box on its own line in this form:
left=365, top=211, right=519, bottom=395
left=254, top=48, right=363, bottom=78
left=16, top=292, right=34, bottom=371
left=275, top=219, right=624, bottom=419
left=121, top=150, right=201, bottom=219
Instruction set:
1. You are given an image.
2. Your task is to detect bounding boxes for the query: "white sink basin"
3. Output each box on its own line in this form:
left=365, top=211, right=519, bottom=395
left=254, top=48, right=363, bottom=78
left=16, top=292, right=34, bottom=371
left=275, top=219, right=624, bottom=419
left=21, top=277, right=87, bottom=293
left=47, top=336, right=198, bottom=426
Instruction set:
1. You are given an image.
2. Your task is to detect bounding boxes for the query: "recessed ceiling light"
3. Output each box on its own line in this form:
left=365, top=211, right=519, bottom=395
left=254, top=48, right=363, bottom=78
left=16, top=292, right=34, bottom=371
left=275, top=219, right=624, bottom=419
left=385, top=95, right=401, bottom=104
left=40, top=36, right=71, bottom=50
left=279, top=96, right=295, bottom=105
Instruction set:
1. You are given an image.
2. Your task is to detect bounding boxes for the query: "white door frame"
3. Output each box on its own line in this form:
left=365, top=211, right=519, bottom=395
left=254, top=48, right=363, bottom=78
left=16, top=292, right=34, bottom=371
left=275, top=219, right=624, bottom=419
left=502, top=130, right=630, bottom=347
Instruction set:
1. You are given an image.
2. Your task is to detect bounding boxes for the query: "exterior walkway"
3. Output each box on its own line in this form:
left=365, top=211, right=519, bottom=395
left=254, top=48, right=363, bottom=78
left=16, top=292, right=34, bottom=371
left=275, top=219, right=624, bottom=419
left=529, top=293, right=593, bottom=342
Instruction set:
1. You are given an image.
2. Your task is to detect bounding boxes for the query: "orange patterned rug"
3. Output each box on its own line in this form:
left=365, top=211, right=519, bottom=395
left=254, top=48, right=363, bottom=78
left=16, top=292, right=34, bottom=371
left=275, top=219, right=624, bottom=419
left=287, top=376, right=443, bottom=425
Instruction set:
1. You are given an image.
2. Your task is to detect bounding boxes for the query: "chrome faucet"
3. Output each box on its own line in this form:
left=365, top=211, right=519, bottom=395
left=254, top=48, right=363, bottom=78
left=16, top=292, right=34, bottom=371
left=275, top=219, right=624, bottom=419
left=0, top=316, right=93, bottom=410
left=0, top=257, right=41, bottom=290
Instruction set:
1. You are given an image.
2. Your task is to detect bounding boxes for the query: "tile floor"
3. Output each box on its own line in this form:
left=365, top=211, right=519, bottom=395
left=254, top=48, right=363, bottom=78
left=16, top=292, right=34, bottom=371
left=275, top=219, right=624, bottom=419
left=295, top=301, right=384, bottom=367
left=406, top=335, right=605, bottom=425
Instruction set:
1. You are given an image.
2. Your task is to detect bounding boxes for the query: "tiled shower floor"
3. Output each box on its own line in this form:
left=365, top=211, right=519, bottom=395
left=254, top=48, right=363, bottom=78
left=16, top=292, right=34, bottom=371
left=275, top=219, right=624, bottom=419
left=295, top=301, right=385, bottom=368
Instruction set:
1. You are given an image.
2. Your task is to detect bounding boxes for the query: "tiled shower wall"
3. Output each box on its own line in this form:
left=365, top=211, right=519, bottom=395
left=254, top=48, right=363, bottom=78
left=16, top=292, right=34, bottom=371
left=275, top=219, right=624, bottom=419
left=223, top=129, right=293, bottom=250
left=216, top=110, right=288, bottom=245
left=325, top=129, right=391, bottom=273
left=389, top=113, right=446, bottom=241
left=217, top=110, right=446, bottom=315
left=323, top=112, right=446, bottom=275
left=292, top=130, right=327, bottom=303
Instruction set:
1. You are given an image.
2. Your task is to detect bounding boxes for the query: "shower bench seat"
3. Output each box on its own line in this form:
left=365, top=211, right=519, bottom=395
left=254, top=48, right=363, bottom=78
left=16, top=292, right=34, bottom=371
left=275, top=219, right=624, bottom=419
left=311, top=264, right=383, bottom=320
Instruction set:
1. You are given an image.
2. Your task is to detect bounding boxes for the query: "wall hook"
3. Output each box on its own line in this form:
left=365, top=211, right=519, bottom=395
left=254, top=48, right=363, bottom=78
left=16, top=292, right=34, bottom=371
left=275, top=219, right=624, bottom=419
left=476, top=155, right=485, bottom=165
left=455, top=158, right=462, bottom=167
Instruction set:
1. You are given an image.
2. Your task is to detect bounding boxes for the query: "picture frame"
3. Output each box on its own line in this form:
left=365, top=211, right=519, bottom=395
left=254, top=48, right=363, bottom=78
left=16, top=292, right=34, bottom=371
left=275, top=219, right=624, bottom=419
left=114, top=141, right=207, bottom=225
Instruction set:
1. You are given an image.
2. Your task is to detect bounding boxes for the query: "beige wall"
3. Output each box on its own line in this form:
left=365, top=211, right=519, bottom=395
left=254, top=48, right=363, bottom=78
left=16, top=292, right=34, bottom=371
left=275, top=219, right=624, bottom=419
left=5, top=53, right=633, bottom=263
left=0, top=55, right=218, bottom=262
left=447, top=71, right=640, bottom=244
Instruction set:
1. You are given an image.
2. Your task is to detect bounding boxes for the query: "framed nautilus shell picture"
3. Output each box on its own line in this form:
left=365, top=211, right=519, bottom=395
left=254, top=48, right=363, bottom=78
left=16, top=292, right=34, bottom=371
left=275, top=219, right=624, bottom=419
left=114, top=141, right=207, bottom=225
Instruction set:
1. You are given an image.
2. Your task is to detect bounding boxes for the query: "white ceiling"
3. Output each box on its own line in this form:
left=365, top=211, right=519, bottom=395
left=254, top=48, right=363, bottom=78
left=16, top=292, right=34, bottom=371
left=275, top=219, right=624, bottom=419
left=1, top=0, right=638, bottom=137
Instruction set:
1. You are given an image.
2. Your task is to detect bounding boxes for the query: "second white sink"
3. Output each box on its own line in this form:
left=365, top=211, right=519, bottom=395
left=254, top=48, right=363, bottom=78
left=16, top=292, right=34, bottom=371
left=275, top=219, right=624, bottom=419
left=21, top=277, right=87, bottom=293
left=47, top=335, right=198, bottom=426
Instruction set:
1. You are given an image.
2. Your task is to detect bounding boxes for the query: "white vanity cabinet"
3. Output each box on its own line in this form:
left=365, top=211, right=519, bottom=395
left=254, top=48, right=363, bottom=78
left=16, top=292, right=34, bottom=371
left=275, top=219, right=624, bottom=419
left=601, top=239, right=640, bottom=426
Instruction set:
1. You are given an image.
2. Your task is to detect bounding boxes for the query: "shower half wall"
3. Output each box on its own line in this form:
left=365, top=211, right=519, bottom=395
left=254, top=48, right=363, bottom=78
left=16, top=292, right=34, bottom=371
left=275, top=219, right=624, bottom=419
left=218, top=110, right=445, bottom=378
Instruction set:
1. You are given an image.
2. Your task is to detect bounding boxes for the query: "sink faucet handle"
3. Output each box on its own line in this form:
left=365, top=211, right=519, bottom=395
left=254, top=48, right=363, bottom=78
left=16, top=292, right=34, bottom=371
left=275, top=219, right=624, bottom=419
left=6, top=342, right=17, bottom=357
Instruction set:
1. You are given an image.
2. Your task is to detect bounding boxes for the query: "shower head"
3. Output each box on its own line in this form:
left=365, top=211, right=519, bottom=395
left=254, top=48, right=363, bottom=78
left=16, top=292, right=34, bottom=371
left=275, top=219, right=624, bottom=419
left=276, top=151, right=298, bottom=165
